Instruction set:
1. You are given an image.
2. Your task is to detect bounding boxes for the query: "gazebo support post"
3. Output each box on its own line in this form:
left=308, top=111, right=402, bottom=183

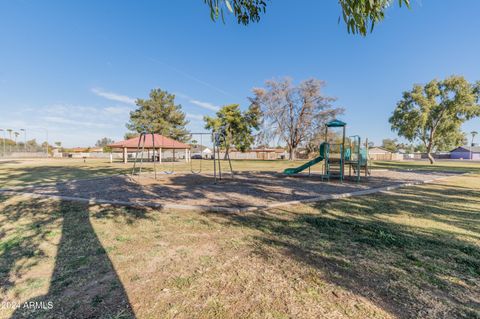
left=123, top=147, right=128, bottom=164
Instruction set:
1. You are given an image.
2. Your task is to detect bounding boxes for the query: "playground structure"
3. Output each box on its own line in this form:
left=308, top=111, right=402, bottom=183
left=130, top=120, right=368, bottom=184
left=284, top=119, right=370, bottom=182
left=131, top=127, right=234, bottom=183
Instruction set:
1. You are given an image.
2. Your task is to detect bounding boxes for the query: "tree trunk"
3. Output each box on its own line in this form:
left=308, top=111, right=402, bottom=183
left=426, top=152, right=434, bottom=164
left=426, top=144, right=435, bottom=164
left=288, top=147, right=295, bottom=160
left=223, top=145, right=229, bottom=160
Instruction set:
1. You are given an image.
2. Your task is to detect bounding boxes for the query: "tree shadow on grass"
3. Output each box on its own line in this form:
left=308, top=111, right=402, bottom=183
left=0, top=190, right=150, bottom=318
left=373, top=161, right=480, bottom=174
left=201, top=182, right=480, bottom=319
left=0, top=165, right=130, bottom=188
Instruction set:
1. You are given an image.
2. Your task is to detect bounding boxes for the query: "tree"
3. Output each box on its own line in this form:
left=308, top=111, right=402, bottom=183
left=250, top=78, right=343, bottom=160
left=14, top=132, right=19, bottom=151
left=414, top=143, right=426, bottom=153
left=204, top=0, right=410, bottom=36
left=96, top=137, right=115, bottom=152
left=95, top=137, right=115, bottom=147
left=6, top=129, right=12, bottom=152
left=204, top=104, right=261, bottom=155
left=126, top=89, right=189, bottom=142
left=389, top=76, right=480, bottom=164
left=381, top=138, right=398, bottom=152
left=124, top=132, right=140, bottom=140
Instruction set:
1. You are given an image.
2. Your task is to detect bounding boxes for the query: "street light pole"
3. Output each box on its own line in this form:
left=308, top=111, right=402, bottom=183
left=45, top=128, right=49, bottom=157
left=14, top=132, right=19, bottom=152
left=0, top=129, right=5, bottom=156
left=20, top=128, right=26, bottom=152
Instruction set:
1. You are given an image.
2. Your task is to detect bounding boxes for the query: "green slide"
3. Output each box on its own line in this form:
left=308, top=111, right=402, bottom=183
left=283, top=143, right=327, bottom=175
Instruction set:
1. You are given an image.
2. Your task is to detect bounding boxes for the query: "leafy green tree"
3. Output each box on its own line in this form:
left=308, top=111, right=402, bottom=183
left=204, top=104, right=261, bottom=154
left=381, top=138, right=398, bottom=152
left=124, top=132, right=140, bottom=140
left=389, top=76, right=480, bottom=164
left=95, top=137, right=115, bottom=147
left=126, top=89, right=189, bottom=142
left=95, top=137, right=115, bottom=152
left=414, top=143, right=426, bottom=153
left=204, top=0, right=410, bottom=36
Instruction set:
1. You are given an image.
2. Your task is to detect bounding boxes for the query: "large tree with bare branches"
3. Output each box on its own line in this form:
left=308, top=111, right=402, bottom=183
left=250, top=78, right=343, bottom=160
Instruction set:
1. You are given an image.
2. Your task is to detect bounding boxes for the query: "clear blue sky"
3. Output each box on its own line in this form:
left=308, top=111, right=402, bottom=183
left=0, top=0, right=479, bottom=147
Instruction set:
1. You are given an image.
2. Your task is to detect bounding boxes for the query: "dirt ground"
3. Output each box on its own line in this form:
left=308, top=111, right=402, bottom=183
left=7, top=169, right=462, bottom=210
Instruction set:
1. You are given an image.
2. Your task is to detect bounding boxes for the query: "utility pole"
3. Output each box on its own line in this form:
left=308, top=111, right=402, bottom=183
left=7, top=129, right=12, bottom=153
left=14, top=132, right=19, bottom=152
left=45, top=128, right=49, bottom=157
left=20, top=129, right=26, bottom=152
left=471, top=131, right=478, bottom=160
left=0, top=129, right=5, bottom=156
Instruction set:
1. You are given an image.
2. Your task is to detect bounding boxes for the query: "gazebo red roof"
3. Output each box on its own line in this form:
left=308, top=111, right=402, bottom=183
left=109, top=134, right=190, bottom=150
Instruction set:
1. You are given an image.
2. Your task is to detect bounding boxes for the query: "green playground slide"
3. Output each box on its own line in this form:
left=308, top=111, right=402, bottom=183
left=283, top=143, right=327, bottom=175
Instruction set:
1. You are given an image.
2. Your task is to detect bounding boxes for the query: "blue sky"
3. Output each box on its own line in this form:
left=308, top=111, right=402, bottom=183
left=0, top=0, right=479, bottom=147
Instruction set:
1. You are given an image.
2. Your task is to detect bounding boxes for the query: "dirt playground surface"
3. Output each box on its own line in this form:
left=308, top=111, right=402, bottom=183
left=6, top=169, right=462, bottom=209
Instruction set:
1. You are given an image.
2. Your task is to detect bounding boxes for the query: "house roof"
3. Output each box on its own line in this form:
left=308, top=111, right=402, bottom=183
left=451, top=146, right=480, bottom=153
left=368, top=146, right=392, bottom=154
left=68, top=147, right=103, bottom=153
left=109, top=134, right=190, bottom=149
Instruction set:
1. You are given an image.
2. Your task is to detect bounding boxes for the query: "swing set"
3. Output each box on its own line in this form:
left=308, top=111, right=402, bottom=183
left=131, top=127, right=234, bottom=183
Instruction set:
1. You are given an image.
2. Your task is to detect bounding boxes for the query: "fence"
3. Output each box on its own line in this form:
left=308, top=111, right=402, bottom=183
left=369, top=153, right=404, bottom=161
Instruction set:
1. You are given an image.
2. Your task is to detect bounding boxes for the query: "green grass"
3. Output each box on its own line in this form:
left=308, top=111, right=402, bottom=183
left=1, top=160, right=480, bottom=318
left=2, top=157, right=480, bottom=189
left=372, top=159, right=480, bottom=173
left=0, top=158, right=310, bottom=188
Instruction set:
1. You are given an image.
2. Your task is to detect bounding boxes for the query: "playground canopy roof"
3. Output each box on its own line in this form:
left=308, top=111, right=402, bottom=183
left=109, top=134, right=190, bottom=150
left=326, top=119, right=347, bottom=128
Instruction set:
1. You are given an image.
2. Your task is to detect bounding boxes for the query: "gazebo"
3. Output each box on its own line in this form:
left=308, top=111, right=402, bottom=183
left=109, top=134, right=191, bottom=164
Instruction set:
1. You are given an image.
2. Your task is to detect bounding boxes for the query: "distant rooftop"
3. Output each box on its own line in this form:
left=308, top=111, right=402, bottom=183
left=109, top=134, right=190, bottom=150
left=451, top=146, right=480, bottom=153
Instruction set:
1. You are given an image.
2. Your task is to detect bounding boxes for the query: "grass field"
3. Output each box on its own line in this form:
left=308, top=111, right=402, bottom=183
left=0, top=159, right=479, bottom=318
left=2, top=157, right=480, bottom=188
left=0, top=158, right=313, bottom=188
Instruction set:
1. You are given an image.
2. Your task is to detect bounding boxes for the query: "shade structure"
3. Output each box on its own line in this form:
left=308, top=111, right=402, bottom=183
left=326, top=119, right=347, bottom=128
left=109, top=134, right=190, bottom=150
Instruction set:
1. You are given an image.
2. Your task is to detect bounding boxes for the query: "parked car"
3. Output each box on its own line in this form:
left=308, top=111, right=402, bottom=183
left=191, top=154, right=203, bottom=159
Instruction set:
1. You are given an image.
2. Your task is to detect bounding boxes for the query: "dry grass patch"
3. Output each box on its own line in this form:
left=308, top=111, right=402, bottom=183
left=0, top=171, right=479, bottom=318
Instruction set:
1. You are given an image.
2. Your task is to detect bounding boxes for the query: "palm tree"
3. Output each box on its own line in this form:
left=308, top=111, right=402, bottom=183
left=14, top=132, right=19, bottom=152
left=6, top=129, right=12, bottom=153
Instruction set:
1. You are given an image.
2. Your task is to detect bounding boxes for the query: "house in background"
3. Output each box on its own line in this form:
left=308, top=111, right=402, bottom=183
left=450, top=146, right=480, bottom=160
left=64, top=147, right=103, bottom=158
left=220, top=148, right=287, bottom=160
left=368, top=147, right=403, bottom=161
left=190, top=144, right=212, bottom=159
